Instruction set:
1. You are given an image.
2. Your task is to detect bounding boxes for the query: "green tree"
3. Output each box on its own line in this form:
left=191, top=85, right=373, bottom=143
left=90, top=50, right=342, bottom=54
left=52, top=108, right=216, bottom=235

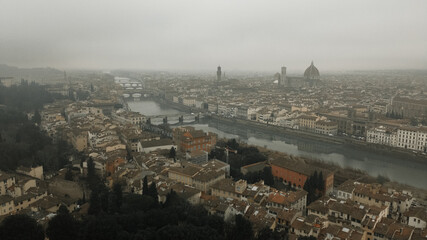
left=303, top=171, right=325, bottom=204
left=318, top=171, right=324, bottom=193
left=262, top=167, right=275, bottom=186
left=81, top=215, right=123, bottom=240
left=257, top=227, right=285, bottom=240
left=65, top=168, right=73, bottom=181
left=227, top=215, right=253, bottom=240
left=107, top=192, right=119, bottom=214
left=410, top=117, right=418, bottom=126
left=312, top=171, right=318, bottom=189
left=164, top=189, right=186, bottom=208
left=46, top=206, right=79, bottom=240
left=0, top=214, right=45, bottom=240
left=142, top=176, right=149, bottom=196
left=298, top=237, right=316, bottom=240
left=88, top=183, right=109, bottom=215
left=227, top=139, right=239, bottom=150
left=32, top=109, right=41, bottom=125
left=169, top=146, right=176, bottom=159
left=88, top=188, right=101, bottom=215
left=87, top=157, right=95, bottom=178
left=113, top=183, right=123, bottom=211
left=148, top=182, right=158, bottom=201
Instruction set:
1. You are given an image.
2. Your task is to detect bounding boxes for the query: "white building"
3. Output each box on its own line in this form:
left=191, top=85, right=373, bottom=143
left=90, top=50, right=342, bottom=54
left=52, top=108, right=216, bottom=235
left=395, top=127, right=427, bottom=152
left=195, top=99, right=204, bottom=109
left=236, top=105, right=249, bottom=119
left=367, top=126, right=427, bottom=152
left=403, top=207, right=427, bottom=229
left=183, top=97, right=196, bottom=107
left=366, top=126, right=395, bottom=146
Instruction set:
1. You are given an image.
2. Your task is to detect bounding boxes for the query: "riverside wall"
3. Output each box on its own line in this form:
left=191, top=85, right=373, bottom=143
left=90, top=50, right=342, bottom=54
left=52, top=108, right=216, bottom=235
left=135, top=97, right=426, bottom=162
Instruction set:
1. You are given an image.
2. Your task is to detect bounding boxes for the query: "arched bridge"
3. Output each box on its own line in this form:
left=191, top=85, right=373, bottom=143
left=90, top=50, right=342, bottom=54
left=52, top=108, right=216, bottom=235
left=145, top=113, right=205, bottom=126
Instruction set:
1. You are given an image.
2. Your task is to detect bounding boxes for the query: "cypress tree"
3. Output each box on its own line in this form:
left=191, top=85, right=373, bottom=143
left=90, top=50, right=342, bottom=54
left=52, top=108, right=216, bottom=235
left=318, top=171, right=324, bottom=193
left=312, top=171, right=318, bottom=190
left=88, top=188, right=101, bottom=215
left=142, top=176, right=149, bottom=196
left=169, top=146, right=176, bottom=159
left=87, top=157, right=95, bottom=179
left=32, top=109, right=41, bottom=125
left=0, top=214, right=45, bottom=240
left=262, top=167, right=275, bottom=186
left=113, top=183, right=123, bottom=210
left=148, top=182, right=158, bottom=201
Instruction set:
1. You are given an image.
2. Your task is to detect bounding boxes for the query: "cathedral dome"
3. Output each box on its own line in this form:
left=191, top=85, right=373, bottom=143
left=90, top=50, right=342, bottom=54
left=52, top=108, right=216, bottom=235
left=304, top=61, right=320, bottom=80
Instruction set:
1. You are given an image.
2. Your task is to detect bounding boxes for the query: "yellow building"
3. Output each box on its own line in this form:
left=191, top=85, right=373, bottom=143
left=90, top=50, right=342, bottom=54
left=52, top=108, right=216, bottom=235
left=168, top=162, right=226, bottom=193
left=298, top=115, right=318, bottom=131
left=0, top=195, right=15, bottom=216
left=0, top=172, right=15, bottom=195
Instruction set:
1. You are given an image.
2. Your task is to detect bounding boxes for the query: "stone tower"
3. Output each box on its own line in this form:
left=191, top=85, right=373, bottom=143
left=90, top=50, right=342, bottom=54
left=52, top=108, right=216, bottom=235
left=281, top=66, right=287, bottom=87
left=217, top=66, right=222, bottom=82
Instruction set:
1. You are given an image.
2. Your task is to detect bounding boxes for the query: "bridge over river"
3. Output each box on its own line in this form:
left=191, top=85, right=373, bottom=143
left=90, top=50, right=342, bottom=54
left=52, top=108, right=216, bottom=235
left=115, top=76, right=160, bottom=99
left=147, top=113, right=203, bottom=126
left=127, top=99, right=427, bottom=190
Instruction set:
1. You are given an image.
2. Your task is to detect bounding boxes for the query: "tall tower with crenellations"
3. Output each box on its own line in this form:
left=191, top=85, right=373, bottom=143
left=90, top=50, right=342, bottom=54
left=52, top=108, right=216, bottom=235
left=217, top=66, right=222, bottom=82
left=281, top=66, right=287, bottom=87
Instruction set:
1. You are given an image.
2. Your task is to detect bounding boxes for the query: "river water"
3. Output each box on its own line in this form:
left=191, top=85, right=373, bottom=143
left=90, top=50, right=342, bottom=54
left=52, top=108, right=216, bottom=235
left=128, top=100, right=427, bottom=189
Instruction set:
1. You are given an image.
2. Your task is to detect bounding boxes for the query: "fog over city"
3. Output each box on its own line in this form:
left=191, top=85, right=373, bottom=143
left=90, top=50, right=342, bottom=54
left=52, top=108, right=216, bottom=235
left=1, top=0, right=427, bottom=71
left=3, top=1, right=427, bottom=239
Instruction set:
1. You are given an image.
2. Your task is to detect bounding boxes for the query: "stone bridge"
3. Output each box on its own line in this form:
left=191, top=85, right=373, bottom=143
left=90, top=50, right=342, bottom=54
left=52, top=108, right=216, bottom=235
left=146, top=113, right=204, bottom=126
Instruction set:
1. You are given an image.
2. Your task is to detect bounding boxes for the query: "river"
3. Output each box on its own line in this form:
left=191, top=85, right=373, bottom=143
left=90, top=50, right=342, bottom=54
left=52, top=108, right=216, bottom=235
left=128, top=100, right=427, bottom=190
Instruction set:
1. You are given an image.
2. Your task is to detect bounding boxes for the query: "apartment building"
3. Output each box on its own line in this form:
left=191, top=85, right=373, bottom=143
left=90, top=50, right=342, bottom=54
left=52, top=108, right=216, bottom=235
left=173, top=126, right=216, bottom=153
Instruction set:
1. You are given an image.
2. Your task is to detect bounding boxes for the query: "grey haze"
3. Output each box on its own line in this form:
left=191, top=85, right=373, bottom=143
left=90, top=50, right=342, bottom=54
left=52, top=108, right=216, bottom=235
left=1, top=0, right=426, bottom=72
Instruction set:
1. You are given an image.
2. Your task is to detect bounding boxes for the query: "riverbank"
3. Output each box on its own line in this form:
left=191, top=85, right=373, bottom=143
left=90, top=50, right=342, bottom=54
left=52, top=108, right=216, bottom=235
left=127, top=98, right=427, bottom=190
left=208, top=114, right=344, bottom=144
left=149, top=97, right=426, bottom=162
left=207, top=114, right=427, bottom=163
left=234, top=140, right=427, bottom=206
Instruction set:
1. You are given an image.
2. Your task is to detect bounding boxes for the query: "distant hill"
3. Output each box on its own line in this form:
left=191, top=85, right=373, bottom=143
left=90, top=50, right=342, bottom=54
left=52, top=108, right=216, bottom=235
left=0, top=64, right=65, bottom=85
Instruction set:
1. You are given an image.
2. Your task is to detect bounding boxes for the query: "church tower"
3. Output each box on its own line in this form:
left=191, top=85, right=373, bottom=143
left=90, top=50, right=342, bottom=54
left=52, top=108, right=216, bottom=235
left=281, top=66, right=287, bottom=87
left=217, top=66, right=222, bottom=82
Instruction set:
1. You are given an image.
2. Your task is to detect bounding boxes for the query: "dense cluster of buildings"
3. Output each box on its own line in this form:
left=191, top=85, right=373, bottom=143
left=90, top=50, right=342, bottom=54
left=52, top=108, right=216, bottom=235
left=34, top=83, right=427, bottom=239
left=2, top=69, right=426, bottom=239
left=0, top=166, right=78, bottom=220
left=140, top=64, right=427, bottom=153
left=367, top=126, right=427, bottom=152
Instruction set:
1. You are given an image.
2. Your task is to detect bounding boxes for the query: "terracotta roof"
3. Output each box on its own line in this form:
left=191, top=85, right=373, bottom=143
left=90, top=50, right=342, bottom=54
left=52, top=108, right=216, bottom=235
left=277, top=208, right=300, bottom=223
left=140, top=138, right=173, bottom=148
left=267, top=189, right=307, bottom=206
left=337, top=180, right=357, bottom=193
left=210, top=178, right=235, bottom=193
left=307, top=198, right=332, bottom=215
left=168, top=165, right=201, bottom=177
left=404, top=207, right=427, bottom=222
left=0, top=195, right=13, bottom=205
left=270, top=158, right=332, bottom=178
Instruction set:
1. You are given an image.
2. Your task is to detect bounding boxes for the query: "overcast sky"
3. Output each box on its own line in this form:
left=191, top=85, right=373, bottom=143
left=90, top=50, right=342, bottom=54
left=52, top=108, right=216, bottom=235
left=1, top=0, right=426, bottom=72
